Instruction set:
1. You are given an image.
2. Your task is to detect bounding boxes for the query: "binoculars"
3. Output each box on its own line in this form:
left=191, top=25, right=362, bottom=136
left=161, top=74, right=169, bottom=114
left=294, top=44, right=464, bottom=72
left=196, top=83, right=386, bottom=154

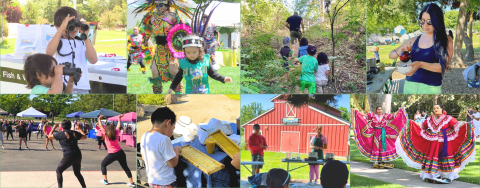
left=67, top=18, right=89, bottom=40
left=62, top=62, right=82, bottom=86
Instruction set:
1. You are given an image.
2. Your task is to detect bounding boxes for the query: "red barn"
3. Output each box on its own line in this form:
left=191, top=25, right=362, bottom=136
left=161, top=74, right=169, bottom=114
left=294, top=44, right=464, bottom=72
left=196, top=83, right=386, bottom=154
left=243, top=95, right=350, bottom=157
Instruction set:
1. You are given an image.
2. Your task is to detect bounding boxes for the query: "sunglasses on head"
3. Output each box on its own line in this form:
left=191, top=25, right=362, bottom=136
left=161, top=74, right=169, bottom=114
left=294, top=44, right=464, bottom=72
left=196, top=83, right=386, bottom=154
left=418, top=20, right=432, bottom=27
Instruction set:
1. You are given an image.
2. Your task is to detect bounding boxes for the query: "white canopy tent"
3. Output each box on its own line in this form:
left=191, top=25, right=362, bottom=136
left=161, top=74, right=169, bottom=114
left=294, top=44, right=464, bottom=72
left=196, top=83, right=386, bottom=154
left=17, top=107, right=47, bottom=118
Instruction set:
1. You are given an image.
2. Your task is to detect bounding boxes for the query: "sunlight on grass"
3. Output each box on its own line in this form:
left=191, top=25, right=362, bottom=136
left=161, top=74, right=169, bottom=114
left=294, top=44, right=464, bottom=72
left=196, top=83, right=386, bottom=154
left=127, top=64, right=240, bottom=94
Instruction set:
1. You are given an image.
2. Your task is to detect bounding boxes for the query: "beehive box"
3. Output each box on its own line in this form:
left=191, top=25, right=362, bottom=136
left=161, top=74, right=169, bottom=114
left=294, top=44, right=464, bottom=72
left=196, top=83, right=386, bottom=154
left=209, top=130, right=240, bottom=158
left=180, top=145, right=224, bottom=175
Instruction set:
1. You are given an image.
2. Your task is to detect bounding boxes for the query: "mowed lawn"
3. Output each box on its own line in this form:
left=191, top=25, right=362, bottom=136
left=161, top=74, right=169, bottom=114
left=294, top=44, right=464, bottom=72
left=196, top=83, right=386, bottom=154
left=350, top=141, right=480, bottom=185
left=127, top=63, right=240, bottom=94
left=240, top=150, right=351, bottom=182
left=351, top=174, right=406, bottom=188
left=367, top=34, right=480, bottom=66
left=0, top=30, right=127, bottom=57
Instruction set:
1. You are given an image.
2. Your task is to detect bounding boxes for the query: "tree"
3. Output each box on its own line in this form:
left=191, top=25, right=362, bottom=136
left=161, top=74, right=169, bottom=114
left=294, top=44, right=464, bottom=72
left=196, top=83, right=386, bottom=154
left=278, top=94, right=339, bottom=108
left=450, top=0, right=469, bottom=68
left=4, top=5, right=22, bottom=23
left=367, top=94, right=392, bottom=113
left=114, top=94, right=136, bottom=114
left=31, top=95, right=73, bottom=122
left=73, top=94, right=114, bottom=113
left=326, top=0, right=350, bottom=79
left=240, top=102, right=266, bottom=125
left=463, top=4, right=479, bottom=60
left=0, top=94, right=31, bottom=119
left=19, top=0, right=38, bottom=24
left=100, top=9, right=117, bottom=30
left=339, top=106, right=350, bottom=121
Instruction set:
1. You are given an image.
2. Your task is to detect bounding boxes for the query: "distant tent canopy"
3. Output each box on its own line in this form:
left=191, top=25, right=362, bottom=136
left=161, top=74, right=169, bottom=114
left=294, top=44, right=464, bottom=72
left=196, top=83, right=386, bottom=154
left=17, top=107, right=47, bottom=117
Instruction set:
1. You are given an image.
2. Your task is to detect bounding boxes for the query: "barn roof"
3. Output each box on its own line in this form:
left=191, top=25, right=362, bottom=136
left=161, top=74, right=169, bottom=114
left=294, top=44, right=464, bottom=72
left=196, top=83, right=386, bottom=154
left=241, top=103, right=350, bottom=127
left=269, top=95, right=346, bottom=113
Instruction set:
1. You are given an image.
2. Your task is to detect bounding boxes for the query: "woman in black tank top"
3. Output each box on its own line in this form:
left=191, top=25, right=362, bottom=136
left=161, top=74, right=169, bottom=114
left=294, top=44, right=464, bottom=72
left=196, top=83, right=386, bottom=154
left=388, top=4, right=453, bottom=94
left=15, top=121, right=29, bottom=150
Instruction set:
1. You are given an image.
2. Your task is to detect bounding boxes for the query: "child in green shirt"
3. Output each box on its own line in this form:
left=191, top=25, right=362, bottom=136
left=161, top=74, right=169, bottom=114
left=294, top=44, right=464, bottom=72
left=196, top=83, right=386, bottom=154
left=24, top=53, right=76, bottom=94
left=295, top=45, right=318, bottom=94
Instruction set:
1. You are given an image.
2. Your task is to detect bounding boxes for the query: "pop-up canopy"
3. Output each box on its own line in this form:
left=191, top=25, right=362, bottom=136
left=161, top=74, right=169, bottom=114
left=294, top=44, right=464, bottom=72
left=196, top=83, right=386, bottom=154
left=80, top=108, right=121, bottom=118
left=66, top=111, right=85, bottom=118
left=108, top=112, right=137, bottom=122
left=17, top=107, right=47, bottom=117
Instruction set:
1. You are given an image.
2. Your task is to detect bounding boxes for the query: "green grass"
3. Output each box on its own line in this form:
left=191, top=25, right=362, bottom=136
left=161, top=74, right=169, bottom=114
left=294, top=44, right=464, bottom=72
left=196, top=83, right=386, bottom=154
left=367, top=35, right=480, bottom=66
left=240, top=150, right=350, bottom=182
left=350, top=140, right=480, bottom=184
left=95, top=39, right=127, bottom=57
left=127, top=64, right=240, bottom=94
left=351, top=174, right=406, bottom=188
left=224, top=94, right=240, bottom=100
left=0, top=30, right=126, bottom=57
left=95, top=30, right=127, bottom=41
left=0, top=38, right=17, bottom=55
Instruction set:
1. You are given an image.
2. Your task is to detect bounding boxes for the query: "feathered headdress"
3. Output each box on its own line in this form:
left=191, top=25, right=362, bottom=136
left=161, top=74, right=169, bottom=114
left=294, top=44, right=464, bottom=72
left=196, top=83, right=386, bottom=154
left=130, top=0, right=196, bottom=22
left=182, top=0, right=222, bottom=48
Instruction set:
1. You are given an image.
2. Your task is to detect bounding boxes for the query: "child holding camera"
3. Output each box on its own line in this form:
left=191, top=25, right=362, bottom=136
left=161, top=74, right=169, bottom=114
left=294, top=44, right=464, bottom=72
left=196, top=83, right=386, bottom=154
left=24, top=54, right=76, bottom=94
left=46, top=6, right=97, bottom=94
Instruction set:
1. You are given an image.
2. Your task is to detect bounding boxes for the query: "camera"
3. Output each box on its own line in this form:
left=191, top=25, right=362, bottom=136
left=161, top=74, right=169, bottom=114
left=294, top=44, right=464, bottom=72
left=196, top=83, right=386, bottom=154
left=62, top=62, right=82, bottom=86
left=67, top=18, right=89, bottom=40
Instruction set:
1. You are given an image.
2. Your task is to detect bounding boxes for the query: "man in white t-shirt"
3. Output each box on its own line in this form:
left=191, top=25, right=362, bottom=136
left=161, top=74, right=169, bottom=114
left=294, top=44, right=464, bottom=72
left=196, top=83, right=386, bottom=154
left=140, top=107, right=182, bottom=188
left=46, top=6, right=98, bottom=94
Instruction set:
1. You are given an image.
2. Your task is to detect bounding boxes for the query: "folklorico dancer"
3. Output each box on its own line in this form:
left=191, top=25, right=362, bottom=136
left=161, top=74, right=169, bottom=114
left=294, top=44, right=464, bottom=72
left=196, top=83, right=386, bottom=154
left=131, top=0, right=196, bottom=93
left=395, top=104, right=475, bottom=184
left=127, top=26, right=148, bottom=74
left=352, top=106, right=408, bottom=169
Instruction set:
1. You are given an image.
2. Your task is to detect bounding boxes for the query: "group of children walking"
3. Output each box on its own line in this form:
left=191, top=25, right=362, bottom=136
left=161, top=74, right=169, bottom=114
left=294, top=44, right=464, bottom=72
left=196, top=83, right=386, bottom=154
left=279, top=37, right=330, bottom=94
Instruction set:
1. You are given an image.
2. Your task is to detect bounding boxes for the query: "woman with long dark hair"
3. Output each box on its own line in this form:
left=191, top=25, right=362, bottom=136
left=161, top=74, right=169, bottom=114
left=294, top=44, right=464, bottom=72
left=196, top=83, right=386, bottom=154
left=396, top=104, right=475, bottom=183
left=97, top=115, right=135, bottom=187
left=48, top=120, right=87, bottom=188
left=389, top=4, right=453, bottom=94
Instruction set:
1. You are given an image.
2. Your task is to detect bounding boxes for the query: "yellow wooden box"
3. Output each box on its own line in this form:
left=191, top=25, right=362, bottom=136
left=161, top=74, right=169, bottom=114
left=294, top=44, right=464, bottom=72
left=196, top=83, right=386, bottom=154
left=209, top=130, right=240, bottom=159
left=180, top=145, right=224, bottom=175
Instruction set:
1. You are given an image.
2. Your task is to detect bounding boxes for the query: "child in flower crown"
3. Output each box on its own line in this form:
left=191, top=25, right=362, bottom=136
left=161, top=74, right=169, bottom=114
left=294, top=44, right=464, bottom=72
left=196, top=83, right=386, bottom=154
left=168, top=35, right=232, bottom=94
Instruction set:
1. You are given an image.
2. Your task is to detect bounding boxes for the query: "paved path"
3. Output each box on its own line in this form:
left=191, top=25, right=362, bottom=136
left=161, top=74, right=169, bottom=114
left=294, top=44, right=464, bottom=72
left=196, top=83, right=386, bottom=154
left=0, top=133, right=136, bottom=172
left=241, top=180, right=350, bottom=188
left=350, top=161, right=478, bottom=188
left=1, top=171, right=136, bottom=187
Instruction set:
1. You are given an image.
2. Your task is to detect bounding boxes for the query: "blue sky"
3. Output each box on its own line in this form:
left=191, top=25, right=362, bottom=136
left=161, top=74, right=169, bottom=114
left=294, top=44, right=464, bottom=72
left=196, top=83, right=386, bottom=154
left=241, top=94, right=350, bottom=112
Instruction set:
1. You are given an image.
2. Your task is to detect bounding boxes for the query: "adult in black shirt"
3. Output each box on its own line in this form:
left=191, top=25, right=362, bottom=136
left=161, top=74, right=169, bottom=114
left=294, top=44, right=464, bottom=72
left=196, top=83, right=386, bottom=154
left=5, top=121, right=13, bottom=140
left=48, top=120, right=87, bottom=188
left=15, top=121, right=29, bottom=150
left=285, top=12, right=304, bottom=54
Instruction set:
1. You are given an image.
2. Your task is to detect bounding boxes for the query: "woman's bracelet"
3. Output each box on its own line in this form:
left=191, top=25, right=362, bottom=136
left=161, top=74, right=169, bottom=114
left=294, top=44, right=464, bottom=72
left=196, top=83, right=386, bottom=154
left=395, top=51, right=400, bottom=56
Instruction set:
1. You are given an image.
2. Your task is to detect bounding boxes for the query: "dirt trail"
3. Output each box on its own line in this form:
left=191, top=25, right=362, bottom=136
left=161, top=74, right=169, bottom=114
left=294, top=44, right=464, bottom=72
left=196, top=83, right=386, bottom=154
left=136, top=95, right=240, bottom=143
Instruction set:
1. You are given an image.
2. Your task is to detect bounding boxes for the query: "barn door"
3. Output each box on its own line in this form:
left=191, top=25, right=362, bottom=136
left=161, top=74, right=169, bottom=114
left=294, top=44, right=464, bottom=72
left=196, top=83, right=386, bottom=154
left=281, top=131, right=300, bottom=153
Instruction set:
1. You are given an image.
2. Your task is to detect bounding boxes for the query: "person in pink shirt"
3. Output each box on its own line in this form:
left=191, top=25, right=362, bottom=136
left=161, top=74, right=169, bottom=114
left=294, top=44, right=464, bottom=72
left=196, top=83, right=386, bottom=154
left=308, top=126, right=327, bottom=186
left=97, top=115, right=135, bottom=187
left=43, top=121, right=56, bottom=150
left=96, top=121, right=107, bottom=150
left=248, top=124, right=268, bottom=174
